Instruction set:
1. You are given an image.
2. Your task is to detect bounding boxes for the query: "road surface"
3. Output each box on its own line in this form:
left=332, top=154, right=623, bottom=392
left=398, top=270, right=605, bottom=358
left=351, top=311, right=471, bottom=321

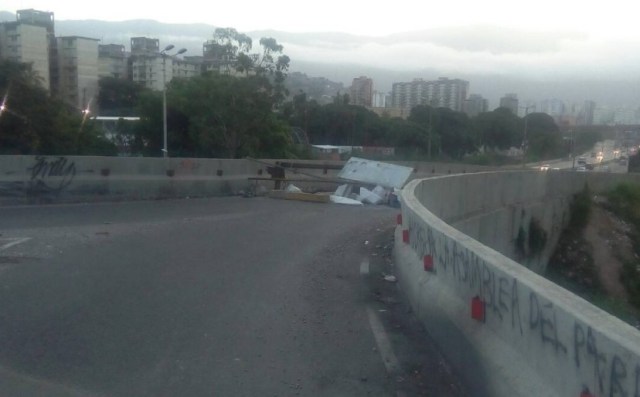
left=534, top=140, right=629, bottom=173
left=0, top=197, right=466, bottom=397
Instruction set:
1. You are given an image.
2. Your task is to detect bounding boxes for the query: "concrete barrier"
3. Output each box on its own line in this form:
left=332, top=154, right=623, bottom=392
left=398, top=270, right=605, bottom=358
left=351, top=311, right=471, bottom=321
left=0, top=155, right=501, bottom=205
left=395, top=171, right=640, bottom=397
left=0, top=155, right=265, bottom=205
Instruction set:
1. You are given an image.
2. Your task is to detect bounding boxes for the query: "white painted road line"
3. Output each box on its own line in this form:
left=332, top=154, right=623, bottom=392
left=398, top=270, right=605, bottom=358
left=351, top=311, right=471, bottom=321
left=360, top=258, right=370, bottom=275
left=0, top=237, right=31, bottom=251
left=362, top=256, right=405, bottom=395
left=366, top=306, right=401, bottom=374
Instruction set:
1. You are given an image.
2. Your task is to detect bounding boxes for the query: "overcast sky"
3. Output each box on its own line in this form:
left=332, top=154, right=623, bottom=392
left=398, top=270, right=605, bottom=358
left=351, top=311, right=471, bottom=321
left=3, top=1, right=640, bottom=106
left=2, top=0, right=638, bottom=39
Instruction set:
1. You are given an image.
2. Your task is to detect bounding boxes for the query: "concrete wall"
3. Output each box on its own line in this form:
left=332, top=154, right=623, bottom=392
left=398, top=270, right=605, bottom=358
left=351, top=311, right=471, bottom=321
left=0, top=155, right=499, bottom=205
left=395, top=171, right=640, bottom=397
left=0, top=156, right=264, bottom=205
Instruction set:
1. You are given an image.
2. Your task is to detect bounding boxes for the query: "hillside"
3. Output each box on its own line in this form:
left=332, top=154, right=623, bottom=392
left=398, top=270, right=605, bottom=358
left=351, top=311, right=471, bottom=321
left=548, top=190, right=640, bottom=327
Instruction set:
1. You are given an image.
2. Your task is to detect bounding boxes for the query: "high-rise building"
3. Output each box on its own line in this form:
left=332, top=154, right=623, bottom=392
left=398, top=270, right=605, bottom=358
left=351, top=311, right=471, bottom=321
left=540, top=98, right=565, bottom=118
left=131, top=54, right=168, bottom=91
left=172, top=58, right=200, bottom=80
left=129, top=37, right=196, bottom=91
left=131, top=37, right=159, bottom=55
left=464, top=94, right=489, bottom=117
left=349, top=76, right=373, bottom=107
left=0, top=22, right=50, bottom=89
left=16, top=9, right=57, bottom=93
left=372, top=90, right=387, bottom=108
left=499, top=93, right=518, bottom=114
left=579, top=100, right=596, bottom=126
left=98, top=44, right=128, bottom=79
left=391, top=77, right=469, bottom=113
left=57, top=36, right=99, bottom=111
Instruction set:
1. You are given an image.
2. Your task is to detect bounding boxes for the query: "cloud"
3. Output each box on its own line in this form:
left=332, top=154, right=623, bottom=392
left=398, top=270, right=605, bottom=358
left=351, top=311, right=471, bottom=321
left=280, top=27, right=640, bottom=81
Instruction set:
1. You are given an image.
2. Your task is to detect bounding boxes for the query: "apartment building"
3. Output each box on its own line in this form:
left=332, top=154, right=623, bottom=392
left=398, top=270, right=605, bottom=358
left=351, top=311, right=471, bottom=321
left=129, top=37, right=197, bottom=91
left=391, top=77, right=469, bottom=113
left=464, top=94, right=489, bottom=117
left=499, top=93, right=519, bottom=114
left=349, top=76, right=373, bottom=107
left=131, top=37, right=159, bottom=55
left=173, top=58, right=200, bottom=80
left=57, top=36, right=99, bottom=110
left=0, top=22, right=50, bottom=89
left=98, top=44, right=128, bottom=79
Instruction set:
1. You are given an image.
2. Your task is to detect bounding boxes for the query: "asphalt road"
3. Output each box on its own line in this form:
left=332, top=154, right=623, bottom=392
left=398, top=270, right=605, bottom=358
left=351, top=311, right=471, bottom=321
left=0, top=197, right=466, bottom=397
left=531, top=140, right=629, bottom=173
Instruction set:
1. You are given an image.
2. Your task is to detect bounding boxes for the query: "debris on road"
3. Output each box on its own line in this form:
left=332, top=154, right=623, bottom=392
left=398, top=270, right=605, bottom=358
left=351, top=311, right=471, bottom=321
left=285, top=184, right=302, bottom=193
left=384, top=275, right=397, bottom=283
left=337, top=157, right=413, bottom=190
left=329, top=195, right=363, bottom=205
left=268, top=190, right=330, bottom=203
left=330, top=157, right=412, bottom=206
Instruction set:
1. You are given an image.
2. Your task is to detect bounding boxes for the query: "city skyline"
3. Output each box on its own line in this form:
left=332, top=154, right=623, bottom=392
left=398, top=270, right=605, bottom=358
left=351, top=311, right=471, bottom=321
left=2, top=7, right=640, bottom=126
left=0, top=2, right=638, bottom=88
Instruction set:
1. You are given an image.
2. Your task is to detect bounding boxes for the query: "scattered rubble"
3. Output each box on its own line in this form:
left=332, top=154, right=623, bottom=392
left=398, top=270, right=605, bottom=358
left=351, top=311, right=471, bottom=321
left=331, top=157, right=412, bottom=206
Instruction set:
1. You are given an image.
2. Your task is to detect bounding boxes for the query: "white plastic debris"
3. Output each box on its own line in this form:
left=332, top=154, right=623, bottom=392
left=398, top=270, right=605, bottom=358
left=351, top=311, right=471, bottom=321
left=384, top=275, right=397, bottom=282
left=285, top=184, right=302, bottom=193
left=330, top=195, right=364, bottom=205
left=334, top=184, right=348, bottom=197
left=372, top=185, right=391, bottom=202
left=359, top=187, right=383, bottom=205
left=337, top=157, right=413, bottom=189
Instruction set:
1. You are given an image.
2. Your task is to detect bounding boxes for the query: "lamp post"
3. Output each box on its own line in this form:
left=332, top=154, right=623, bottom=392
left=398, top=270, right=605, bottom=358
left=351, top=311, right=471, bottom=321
left=160, top=44, right=187, bottom=157
left=521, top=106, right=532, bottom=169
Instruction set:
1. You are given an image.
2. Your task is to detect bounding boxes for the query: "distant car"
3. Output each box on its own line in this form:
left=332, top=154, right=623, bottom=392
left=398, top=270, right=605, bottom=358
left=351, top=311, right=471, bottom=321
left=585, top=164, right=594, bottom=170
left=539, top=164, right=550, bottom=171
left=576, top=166, right=587, bottom=172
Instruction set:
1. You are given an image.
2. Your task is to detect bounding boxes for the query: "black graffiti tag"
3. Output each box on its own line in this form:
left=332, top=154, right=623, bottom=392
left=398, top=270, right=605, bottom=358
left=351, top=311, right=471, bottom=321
left=28, top=156, right=76, bottom=194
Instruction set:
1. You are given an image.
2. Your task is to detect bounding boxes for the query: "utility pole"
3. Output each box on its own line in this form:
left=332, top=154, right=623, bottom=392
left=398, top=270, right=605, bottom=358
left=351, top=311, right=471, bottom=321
left=521, top=106, right=531, bottom=169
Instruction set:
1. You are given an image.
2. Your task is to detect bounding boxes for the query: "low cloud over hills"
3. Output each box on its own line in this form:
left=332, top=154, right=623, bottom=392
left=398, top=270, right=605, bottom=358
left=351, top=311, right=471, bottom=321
left=2, top=11, right=639, bottom=108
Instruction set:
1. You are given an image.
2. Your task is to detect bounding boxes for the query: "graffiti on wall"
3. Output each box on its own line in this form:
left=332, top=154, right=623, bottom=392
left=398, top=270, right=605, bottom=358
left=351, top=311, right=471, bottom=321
left=27, top=156, right=76, bottom=197
left=407, top=214, right=640, bottom=397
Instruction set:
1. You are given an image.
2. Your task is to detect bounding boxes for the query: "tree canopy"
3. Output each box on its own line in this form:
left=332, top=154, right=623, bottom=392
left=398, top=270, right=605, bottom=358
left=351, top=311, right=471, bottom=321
left=0, top=60, right=116, bottom=155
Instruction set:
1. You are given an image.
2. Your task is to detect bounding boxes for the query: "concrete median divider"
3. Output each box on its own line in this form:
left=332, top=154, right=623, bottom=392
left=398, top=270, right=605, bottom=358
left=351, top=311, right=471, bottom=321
left=395, top=171, right=640, bottom=397
left=0, top=155, right=264, bottom=205
left=0, top=155, right=503, bottom=205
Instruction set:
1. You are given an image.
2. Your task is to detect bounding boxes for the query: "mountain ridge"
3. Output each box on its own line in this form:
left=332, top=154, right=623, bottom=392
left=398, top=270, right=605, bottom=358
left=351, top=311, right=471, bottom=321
left=1, top=11, right=638, bottom=108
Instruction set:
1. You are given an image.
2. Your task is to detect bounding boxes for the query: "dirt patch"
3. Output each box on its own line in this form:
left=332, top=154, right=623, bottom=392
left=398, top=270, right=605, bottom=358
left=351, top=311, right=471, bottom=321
left=548, top=199, right=640, bottom=325
left=585, top=202, right=635, bottom=301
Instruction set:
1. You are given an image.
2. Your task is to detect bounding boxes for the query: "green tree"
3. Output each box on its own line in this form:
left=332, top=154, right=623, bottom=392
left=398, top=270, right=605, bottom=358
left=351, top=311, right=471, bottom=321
left=473, top=107, right=521, bottom=151
left=137, top=73, right=292, bottom=158
left=434, top=108, right=475, bottom=158
left=0, top=60, right=115, bottom=155
left=97, top=77, right=147, bottom=116
left=408, top=105, right=438, bottom=158
left=525, top=112, right=563, bottom=159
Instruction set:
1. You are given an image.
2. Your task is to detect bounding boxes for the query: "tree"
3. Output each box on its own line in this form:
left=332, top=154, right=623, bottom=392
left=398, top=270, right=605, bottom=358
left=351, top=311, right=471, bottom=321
left=525, top=112, right=563, bottom=159
left=0, top=60, right=115, bottom=155
left=206, top=28, right=253, bottom=75
left=136, top=73, right=292, bottom=158
left=97, top=77, right=147, bottom=116
left=433, top=108, right=475, bottom=159
left=473, top=107, right=521, bottom=151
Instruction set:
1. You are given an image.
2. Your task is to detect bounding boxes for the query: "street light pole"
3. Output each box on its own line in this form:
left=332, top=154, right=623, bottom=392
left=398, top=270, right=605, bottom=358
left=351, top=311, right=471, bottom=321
left=570, top=129, right=576, bottom=170
left=160, top=44, right=186, bottom=158
left=521, top=106, right=531, bottom=169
